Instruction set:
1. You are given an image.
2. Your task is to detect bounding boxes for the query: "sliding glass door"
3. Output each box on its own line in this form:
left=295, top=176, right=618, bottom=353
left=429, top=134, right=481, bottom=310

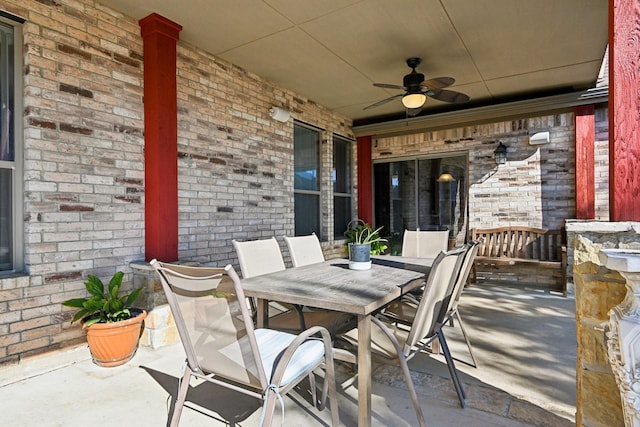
left=373, top=155, right=467, bottom=254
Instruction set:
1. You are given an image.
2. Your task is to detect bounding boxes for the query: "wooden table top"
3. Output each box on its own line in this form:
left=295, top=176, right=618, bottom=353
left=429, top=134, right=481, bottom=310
left=240, top=256, right=431, bottom=315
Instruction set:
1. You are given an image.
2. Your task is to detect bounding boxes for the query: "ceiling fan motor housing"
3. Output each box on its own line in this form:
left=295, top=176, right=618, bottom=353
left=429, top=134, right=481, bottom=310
left=403, top=72, right=425, bottom=93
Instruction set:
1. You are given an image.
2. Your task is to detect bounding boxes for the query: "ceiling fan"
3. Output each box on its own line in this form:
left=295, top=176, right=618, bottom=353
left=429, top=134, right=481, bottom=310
left=364, top=57, right=470, bottom=116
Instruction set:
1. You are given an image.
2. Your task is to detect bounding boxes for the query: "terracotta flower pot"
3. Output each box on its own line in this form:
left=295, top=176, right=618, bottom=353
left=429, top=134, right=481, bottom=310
left=82, top=309, right=147, bottom=367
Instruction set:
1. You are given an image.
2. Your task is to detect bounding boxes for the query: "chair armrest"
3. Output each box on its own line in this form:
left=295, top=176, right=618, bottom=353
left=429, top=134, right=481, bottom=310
left=269, top=325, right=334, bottom=387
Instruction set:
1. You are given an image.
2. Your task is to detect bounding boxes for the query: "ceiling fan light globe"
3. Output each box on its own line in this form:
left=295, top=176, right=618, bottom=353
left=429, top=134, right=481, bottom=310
left=402, top=93, right=426, bottom=109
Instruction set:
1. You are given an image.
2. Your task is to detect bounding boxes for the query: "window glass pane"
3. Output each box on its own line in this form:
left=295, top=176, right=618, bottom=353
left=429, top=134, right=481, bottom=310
left=0, top=168, right=12, bottom=270
left=333, top=137, right=351, bottom=194
left=294, top=193, right=319, bottom=236
left=333, top=135, right=351, bottom=238
left=416, top=159, right=438, bottom=230
left=294, top=125, right=319, bottom=191
left=334, top=196, right=351, bottom=238
left=0, top=21, right=14, bottom=272
left=0, top=23, right=14, bottom=162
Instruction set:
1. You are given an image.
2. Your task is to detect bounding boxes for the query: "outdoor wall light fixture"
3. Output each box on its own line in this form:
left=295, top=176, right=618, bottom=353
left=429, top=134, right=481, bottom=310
left=269, top=106, right=291, bottom=122
left=494, top=141, right=507, bottom=165
left=529, top=131, right=550, bottom=145
left=401, top=93, right=427, bottom=109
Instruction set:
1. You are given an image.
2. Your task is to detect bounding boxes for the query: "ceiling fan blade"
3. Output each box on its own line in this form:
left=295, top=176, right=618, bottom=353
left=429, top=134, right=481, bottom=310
left=421, top=76, right=455, bottom=89
left=427, top=89, right=470, bottom=103
left=373, top=82, right=405, bottom=90
left=363, top=94, right=403, bottom=110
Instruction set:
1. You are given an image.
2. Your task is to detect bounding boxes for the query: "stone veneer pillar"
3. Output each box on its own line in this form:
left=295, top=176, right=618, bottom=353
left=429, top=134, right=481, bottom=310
left=568, top=220, right=640, bottom=426
left=131, top=262, right=176, bottom=349
left=599, top=249, right=640, bottom=427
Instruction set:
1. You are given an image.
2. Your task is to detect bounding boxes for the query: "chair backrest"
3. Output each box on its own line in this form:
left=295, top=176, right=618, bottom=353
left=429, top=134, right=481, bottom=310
left=150, top=261, right=268, bottom=390
left=445, top=239, right=481, bottom=315
left=402, top=230, right=449, bottom=258
left=284, top=233, right=325, bottom=267
left=233, top=237, right=286, bottom=278
left=404, top=247, right=467, bottom=353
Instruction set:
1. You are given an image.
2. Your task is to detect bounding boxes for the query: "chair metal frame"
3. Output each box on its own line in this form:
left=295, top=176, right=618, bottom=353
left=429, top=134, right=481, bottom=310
left=388, top=240, right=481, bottom=367
left=338, top=247, right=468, bottom=427
left=440, top=239, right=481, bottom=367
left=151, top=260, right=339, bottom=427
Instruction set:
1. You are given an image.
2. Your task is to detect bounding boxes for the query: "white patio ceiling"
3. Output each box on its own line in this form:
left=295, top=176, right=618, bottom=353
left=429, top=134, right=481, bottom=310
left=99, top=0, right=608, bottom=123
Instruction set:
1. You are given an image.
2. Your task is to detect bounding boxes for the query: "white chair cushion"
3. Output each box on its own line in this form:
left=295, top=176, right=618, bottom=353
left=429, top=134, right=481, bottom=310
left=255, top=328, right=325, bottom=387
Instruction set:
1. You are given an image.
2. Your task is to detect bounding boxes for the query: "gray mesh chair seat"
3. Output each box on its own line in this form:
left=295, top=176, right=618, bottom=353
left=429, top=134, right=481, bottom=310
left=151, top=260, right=339, bottom=427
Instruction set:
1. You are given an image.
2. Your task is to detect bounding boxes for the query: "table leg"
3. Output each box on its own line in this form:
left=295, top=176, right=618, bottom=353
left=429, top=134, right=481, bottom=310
left=256, top=299, right=267, bottom=328
left=357, top=314, right=372, bottom=427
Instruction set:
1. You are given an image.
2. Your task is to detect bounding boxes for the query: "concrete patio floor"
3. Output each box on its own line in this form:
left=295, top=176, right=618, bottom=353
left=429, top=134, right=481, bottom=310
left=0, top=283, right=576, bottom=427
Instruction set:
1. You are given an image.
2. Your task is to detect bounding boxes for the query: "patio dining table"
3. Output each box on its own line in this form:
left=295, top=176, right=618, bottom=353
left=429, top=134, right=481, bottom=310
left=240, top=256, right=432, bottom=426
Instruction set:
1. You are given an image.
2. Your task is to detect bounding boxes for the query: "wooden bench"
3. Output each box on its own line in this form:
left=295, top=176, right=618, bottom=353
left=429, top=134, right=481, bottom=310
left=470, top=226, right=566, bottom=293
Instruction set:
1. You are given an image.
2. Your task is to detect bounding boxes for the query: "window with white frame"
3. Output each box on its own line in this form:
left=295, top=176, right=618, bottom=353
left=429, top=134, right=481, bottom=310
left=333, top=134, right=352, bottom=238
left=293, top=122, right=321, bottom=237
left=0, top=15, right=23, bottom=274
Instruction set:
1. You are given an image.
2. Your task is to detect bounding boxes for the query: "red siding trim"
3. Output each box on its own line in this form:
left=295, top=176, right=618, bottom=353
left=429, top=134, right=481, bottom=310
left=575, top=105, right=596, bottom=219
left=357, top=136, right=373, bottom=224
left=139, top=14, right=182, bottom=262
left=609, top=0, right=640, bottom=221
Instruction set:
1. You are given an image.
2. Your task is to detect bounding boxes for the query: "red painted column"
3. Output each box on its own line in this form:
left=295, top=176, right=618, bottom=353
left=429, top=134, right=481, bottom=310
left=609, top=0, right=640, bottom=221
left=575, top=104, right=596, bottom=219
left=139, top=14, right=182, bottom=262
left=357, top=135, right=373, bottom=224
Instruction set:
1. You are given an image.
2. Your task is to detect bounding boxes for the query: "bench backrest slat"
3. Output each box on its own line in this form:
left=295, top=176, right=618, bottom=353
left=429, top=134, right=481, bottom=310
left=471, top=226, right=563, bottom=262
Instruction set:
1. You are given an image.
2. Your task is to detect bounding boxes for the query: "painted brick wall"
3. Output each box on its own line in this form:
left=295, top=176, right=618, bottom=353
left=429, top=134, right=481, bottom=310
left=0, top=0, right=352, bottom=364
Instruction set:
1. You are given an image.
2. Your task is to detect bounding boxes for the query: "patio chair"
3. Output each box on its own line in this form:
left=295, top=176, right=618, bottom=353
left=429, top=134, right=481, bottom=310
left=283, top=233, right=357, bottom=335
left=233, top=237, right=306, bottom=330
left=386, top=239, right=481, bottom=367
left=401, top=229, right=449, bottom=258
left=283, top=233, right=324, bottom=267
left=234, top=237, right=346, bottom=333
left=441, top=239, right=481, bottom=366
left=337, top=247, right=468, bottom=427
left=150, top=260, right=339, bottom=427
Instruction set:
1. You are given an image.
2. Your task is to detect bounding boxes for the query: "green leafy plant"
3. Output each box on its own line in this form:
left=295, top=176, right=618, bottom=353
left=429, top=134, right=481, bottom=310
left=344, top=219, right=388, bottom=255
left=62, top=272, right=144, bottom=327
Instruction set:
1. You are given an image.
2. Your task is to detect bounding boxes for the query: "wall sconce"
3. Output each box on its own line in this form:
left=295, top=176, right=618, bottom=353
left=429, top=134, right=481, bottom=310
left=529, top=131, right=550, bottom=145
left=494, top=141, right=507, bottom=165
left=269, top=106, right=291, bottom=122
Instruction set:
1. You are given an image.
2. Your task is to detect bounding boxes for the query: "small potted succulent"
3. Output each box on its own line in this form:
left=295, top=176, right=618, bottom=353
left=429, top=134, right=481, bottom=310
left=344, top=219, right=388, bottom=270
left=62, top=271, right=146, bottom=367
